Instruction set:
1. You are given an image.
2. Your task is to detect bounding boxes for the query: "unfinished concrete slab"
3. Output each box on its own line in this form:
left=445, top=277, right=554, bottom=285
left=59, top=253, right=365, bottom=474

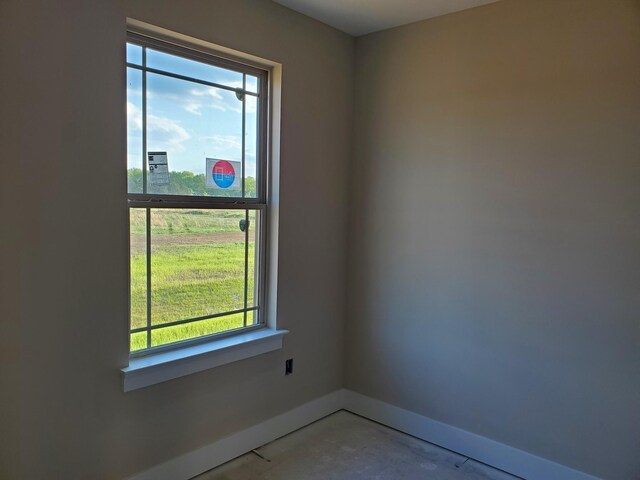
left=193, top=411, right=520, bottom=480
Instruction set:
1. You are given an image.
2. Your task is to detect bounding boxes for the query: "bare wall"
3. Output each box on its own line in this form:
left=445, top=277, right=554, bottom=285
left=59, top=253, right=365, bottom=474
left=346, top=0, right=640, bottom=478
left=1, top=0, right=353, bottom=477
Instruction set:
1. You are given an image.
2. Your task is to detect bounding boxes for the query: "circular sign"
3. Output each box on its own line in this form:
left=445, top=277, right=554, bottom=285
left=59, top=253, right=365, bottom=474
left=212, top=160, right=236, bottom=188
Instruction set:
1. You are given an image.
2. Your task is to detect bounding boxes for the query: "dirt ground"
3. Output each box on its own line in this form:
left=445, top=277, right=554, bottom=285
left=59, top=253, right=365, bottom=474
left=130, top=231, right=251, bottom=253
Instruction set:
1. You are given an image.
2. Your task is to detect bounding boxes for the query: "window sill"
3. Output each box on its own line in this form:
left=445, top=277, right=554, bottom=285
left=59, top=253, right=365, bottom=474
left=121, top=328, right=288, bottom=392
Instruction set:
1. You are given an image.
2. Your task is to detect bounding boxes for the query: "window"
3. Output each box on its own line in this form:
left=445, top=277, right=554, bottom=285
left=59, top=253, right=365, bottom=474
left=126, top=33, right=268, bottom=355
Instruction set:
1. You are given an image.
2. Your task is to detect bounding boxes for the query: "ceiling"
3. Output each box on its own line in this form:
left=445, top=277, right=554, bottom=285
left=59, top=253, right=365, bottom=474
left=273, top=0, right=500, bottom=36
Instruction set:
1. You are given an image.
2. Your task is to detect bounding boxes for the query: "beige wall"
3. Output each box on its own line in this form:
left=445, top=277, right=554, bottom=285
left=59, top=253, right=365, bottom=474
left=0, top=0, right=353, bottom=477
left=0, top=4, right=22, bottom=476
left=347, top=0, right=640, bottom=478
left=3, top=0, right=639, bottom=478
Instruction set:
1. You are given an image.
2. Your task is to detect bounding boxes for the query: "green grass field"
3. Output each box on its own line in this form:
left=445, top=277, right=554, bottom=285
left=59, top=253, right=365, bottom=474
left=130, top=208, right=258, bottom=352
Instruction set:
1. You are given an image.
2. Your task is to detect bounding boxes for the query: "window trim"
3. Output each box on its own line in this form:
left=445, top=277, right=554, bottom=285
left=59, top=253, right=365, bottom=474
left=122, top=327, right=289, bottom=392
left=126, top=31, right=271, bottom=358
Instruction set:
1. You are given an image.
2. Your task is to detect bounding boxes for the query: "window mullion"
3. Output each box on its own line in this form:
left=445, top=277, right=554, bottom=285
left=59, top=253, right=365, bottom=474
left=127, top=196, right=265, bottom=209
left=242, top=73, right=246, bottom=199
left=259, top=73, right=268, bottom=203
left=142, top=45, right=151, bottom=349
left=257, top=205, right=267, bottom=324
left=142, top=47, right=148, bottom=195
left=241, top=73, right=248, bottom=327
left=126, top=63, right=260, bottom=98
left=243, top=209, right=249, bottom=327
left=145, top=207, right=152, bottom=349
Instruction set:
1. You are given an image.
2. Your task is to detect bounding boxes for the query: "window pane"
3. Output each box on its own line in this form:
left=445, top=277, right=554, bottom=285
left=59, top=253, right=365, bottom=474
left=244, top=95, right=258, bottom=198
left=127, top=37, right=267, bottom=354
left=127, top=67, right=143, bottom=193
left=130, top=208, right=148, bottom=331
left=246, top=75, right=258, bottom=94
left=147, top=48, right=243, bottom=88
left=247, top=209, right=259, bottom=308
left=151, top=312, right=245, bottom=347
left=130, top=331, right=146, bottom=352
left=126, top=43, right=142, bottom=66
left=149, top=209, right=247, bottom=325
left=146, top=72, right=245, bottom=197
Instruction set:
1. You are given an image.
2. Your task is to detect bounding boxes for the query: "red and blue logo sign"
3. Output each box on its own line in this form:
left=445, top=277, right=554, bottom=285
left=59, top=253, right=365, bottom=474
left=212, top=160, right=236, bottom=189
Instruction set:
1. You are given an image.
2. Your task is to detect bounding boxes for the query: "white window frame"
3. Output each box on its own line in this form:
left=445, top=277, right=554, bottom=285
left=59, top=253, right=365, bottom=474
left=122, top=25, right=285, bottom=391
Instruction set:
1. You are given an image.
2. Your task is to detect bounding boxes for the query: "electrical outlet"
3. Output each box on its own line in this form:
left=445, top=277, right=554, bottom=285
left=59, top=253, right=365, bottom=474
left=285, top=358, right=293, bottom=375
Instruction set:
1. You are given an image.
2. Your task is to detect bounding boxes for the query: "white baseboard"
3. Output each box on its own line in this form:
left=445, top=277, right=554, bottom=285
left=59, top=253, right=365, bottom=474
left=342, top=390, right=601, bottom=480
left=128, top=388, right=600, bottom=480
left=127, top=390, right=344, bottom=480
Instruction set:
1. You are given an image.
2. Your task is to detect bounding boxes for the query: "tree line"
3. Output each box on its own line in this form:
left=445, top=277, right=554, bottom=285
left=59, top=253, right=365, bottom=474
left=127, top=168, right=257, bottom=197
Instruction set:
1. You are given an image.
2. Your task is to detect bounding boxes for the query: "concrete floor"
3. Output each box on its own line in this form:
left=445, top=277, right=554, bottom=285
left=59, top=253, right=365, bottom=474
left=193, top=411, right=520, bottom=480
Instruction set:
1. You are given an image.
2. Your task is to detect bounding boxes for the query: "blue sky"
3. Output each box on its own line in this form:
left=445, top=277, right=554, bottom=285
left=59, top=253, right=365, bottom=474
left=127, top=44, right=259, bottom=180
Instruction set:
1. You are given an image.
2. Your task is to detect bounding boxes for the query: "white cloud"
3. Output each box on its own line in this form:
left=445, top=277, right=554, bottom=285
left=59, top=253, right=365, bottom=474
left=187, top=86, right=257, bottom=115
left=129, top=102, right=191, bottom=152
left=140, top=81, right=256, bottom=116
left=204, top=134, right=242, bottom=150
left=127, top=102, right=142, bottom=130
left=184, top=101, right=203, bottom=115
left=189, top=87, right=239, bottom=113
left=148, top=115, right=191, bottom=152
